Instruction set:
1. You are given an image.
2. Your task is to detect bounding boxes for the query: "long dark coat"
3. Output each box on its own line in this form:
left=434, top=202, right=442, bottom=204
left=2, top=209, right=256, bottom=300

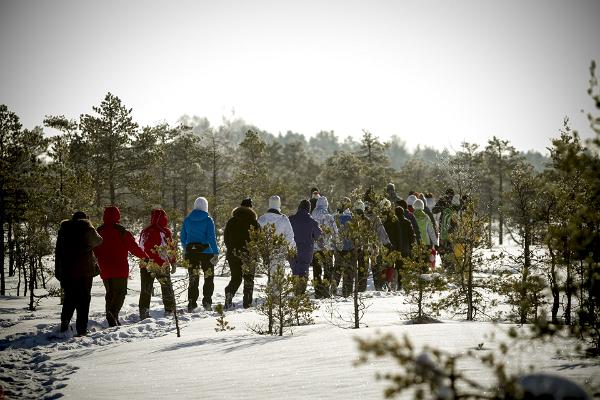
left=55, top=219, right=103, bottom=283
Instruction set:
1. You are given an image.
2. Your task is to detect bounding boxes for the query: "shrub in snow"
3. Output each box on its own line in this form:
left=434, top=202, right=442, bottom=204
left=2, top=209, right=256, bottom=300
left=238, top=224, right=307, bottom=336
left=433, top=201, right=499, bottom=321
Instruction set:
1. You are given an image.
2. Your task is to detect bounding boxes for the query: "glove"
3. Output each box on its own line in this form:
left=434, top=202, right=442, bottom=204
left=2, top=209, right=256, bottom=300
left=170, top=264, right=177, bottom=274
left=210, top=255, right=218, bottom=266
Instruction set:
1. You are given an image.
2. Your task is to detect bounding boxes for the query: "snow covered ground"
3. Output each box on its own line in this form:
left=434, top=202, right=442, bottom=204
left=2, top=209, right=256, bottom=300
left=1, top=254, right=599, bottom=399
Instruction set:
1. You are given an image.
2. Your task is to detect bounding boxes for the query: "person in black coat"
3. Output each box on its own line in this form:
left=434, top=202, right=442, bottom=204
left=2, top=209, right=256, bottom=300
left=223, top=198, right=261, bottom=309
left=395, top=206, right=416, bottom=289
left=55, top=211, right=103, bottom=336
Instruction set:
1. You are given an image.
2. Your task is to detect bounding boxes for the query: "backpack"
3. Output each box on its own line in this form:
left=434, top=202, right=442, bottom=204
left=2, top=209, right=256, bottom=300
left=440, top=207, right=455, bottom=241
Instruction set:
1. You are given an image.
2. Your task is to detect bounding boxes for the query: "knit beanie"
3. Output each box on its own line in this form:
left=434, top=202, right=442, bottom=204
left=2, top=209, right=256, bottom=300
left=269, top=195, right=281, bottom=212
left=241, top=198, right=253, bottom=208
left=194, top=197, right=208, bottom=212
left=406, top=194, right=417, bottom=206
left=413, top=199, right=425, bottom=210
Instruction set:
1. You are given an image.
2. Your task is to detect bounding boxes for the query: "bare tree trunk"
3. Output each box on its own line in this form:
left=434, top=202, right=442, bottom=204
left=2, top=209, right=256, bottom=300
left=29, top=257, right=35, bottom=311
left=520, top=227, right=531, bottom=324
left=0, top=212, right=4, bottom=296
left=353, top=255, right=360, bottom=329
left=39, top=256, right=46, bottom=289
left=548, top=247, right=560, bottom=324
left=498, top=173, right=503, bottom=245
left=467, top=255, right=474, bottom=321
left=8, top=220, right=15, bottom=277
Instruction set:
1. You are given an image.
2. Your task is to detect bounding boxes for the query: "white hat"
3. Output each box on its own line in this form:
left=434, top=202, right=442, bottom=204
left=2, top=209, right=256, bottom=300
left=353, top=200, right=365, bottom=212
left=413, top=199, right=425, bottom=210
left=194, top=197, right=208, bottom=212
left=406, top=195, right=417, bottom=206
left=379, top=198, right=391, bottom=209
left=268, top=195, right=281, bottom=212
left=452, top=194, right=461, bottom=206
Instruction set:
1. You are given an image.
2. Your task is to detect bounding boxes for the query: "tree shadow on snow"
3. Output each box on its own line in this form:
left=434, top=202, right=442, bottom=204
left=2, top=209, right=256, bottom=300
left=154, top=334, right=291, bottom=354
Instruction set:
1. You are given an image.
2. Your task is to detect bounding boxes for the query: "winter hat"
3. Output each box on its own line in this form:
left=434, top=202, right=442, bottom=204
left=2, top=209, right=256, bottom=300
left=395, top=206, right=405, bottom=218
left=103, top=206, right=121, bottom=225
left=386, top=183, right=395, bottom=191
left=379, top=198, right=391, bottom=210
left=445, top=188, right=455, bottom=197
left=339, top=197, right=351, bottom=211
left=194, top=197, right=208, bottom=212
left=413, top=199, right=425, bottom=210
left=452, top=194, right=461, bottom=206
left=268, top=195, right=281, bottom=212
left=72, top=211, right=88, bottom=220
left=353, top=200, right=365, bottom=212
left=398, top=199, right=408, bottom=210
left=315, top=196, right=329, bottom=210
left=406, top=195, right=417, bottom=206
left=241, top=198, right=253, bottom=208
left=310, top=187, right=320, bottom=198
left=298, top=199, right=311, bottom=213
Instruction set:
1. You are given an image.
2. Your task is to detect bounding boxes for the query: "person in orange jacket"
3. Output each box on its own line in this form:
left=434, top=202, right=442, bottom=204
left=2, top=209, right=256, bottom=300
left=94, top=206, right=148, bottom=327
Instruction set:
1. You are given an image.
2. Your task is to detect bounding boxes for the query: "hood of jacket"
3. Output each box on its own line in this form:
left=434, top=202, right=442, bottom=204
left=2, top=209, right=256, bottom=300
left=150, top=208, right=168, bottom=228
left=60, top=218, right=94, bottom=233
left=315, top=196, right=329, bottom=211
left=259, top=211, right=287, bottom=225
left=103, top=206, right=121, bottom=225
left=187, top=208, right=209, bottom=223
left=232, top=206, right=258, bottom=220
left=413, top=209, right=428, bottom=219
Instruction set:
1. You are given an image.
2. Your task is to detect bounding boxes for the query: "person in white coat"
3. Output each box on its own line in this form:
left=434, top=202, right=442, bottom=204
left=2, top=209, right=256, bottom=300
left=257, top=195, right=296, bottom=273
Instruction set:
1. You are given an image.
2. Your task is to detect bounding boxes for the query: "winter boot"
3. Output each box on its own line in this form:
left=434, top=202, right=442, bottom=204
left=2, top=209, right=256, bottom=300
left=106, top=312, right=118, bottom=327
left=60, top=321, right=69, bottom=333
left=139, top=308, right=150, bottom=320
left=243, top=289, right=253, bottom=309
left=224, top=292, right=233, bottom=310
left=202, top=300, right=212, bottom=311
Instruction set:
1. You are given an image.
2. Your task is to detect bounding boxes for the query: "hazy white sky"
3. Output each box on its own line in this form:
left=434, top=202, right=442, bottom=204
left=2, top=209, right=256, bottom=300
left=1, top=0, right=599, bottom=152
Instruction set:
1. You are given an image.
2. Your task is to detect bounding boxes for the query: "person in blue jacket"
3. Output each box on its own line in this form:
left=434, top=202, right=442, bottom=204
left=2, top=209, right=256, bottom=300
left=181, top=197, right=219, bottom=311
left=289, top=199, right=322, bottom=294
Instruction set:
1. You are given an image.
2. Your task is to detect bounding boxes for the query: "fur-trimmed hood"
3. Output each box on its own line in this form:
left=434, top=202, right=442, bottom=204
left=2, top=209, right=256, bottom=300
left=232, top=206, right=258, bottom=221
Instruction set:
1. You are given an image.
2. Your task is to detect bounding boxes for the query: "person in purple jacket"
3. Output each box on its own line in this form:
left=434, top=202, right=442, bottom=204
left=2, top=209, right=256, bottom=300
left=289, top=199, right=322, bottom=294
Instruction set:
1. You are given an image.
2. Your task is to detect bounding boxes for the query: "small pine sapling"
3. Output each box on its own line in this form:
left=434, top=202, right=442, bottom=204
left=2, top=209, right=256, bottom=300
left=238, top=224, right=297, bottom=335
left=433, top=199, right=498, bottom=321
left=214, top=303, right=235, bottom=332
left=401, top=242, right=445, bottom=324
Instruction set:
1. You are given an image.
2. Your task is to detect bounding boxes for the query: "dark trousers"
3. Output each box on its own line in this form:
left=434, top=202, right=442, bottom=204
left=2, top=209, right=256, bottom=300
left=187, top=253, right=214, bottom=308
left=341, top=250, right=367, bottom=297
left=224, top=255, right=255, bottom=307
left=103, top=277, right=128, bottom=327
left=313, top=251, right=336, bottom=298
left=61, top=277, right=93, bottom=335
left=372, top=255, right=387, bottom=291
left=139, top=267, right=175, bottom=313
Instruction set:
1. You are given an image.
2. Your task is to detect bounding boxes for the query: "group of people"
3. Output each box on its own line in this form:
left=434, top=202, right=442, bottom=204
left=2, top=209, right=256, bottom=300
left=54, top=184, right=463, bottom=336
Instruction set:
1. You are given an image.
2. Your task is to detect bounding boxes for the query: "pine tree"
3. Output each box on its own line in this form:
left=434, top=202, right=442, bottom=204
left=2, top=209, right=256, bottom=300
left=484, top=136, right=520, bottom=245
left=80, top=92, right=139, bottom=207
left=214, top=303, right=235, bottom=332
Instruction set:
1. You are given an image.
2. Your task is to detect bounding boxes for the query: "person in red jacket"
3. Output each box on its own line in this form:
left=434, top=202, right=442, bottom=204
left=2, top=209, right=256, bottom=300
left=138, top=208, right=176, bottom=319
left=94, top=206, right=148, bottom=327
